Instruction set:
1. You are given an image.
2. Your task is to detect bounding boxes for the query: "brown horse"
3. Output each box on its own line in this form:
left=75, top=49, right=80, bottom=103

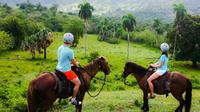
left=122, top=62, right=192, bottom=112
left=27, top=57, right=110, bottom=112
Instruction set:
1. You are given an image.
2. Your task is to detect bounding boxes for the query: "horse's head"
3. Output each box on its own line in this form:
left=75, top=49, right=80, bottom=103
left=122, top=62, right=133, bottom=79
left=95, top=56, right=110, bottom=75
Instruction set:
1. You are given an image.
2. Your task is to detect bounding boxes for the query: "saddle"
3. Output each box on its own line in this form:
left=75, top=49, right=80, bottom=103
left=147, top=69, right=173, bottom=97
left=53, top=66, right=84, bottom=99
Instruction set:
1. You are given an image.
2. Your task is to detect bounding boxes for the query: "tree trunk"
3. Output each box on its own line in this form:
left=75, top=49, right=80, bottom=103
left=31, top=48, right=35, bottom=59
left=156, top=32, right=158, bottom=47
left=127, top=31, right=130, bottom=60
left=192, top=60, right=198, bottom=68
left=173, top=24, right=179, bottom=59
left=84, top=19, right=88, bottom=56
left=44, top=48, right=46, bottom=60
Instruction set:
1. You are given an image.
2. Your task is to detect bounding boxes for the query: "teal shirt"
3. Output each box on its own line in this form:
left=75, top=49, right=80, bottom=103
left=157, top=54, right=168, bottom=71
left=56, top=45, right=74, bottom=72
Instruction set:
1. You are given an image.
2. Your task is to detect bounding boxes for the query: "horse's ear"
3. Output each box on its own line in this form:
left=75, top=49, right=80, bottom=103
left=100, top=56, right=105, bottom=60
left=98, top=56, right=105, bottom=61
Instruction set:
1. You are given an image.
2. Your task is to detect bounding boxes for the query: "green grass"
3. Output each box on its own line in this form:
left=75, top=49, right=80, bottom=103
left=50, top=89, right=200, bottom=112
left=0, top=33, right=200, bottom=111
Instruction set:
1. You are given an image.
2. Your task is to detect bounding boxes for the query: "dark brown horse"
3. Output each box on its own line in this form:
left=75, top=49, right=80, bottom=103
left=122, top=62, right=192, bottom=112
left=27, top=57, right=110, bottom=112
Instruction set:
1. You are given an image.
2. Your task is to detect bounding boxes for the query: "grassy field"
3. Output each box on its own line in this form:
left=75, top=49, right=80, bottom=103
left=0, top=33, right=200, bottom=111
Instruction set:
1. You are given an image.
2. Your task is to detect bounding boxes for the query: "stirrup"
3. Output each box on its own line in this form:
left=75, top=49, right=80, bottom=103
left=147, top=95, right=156, bottom=99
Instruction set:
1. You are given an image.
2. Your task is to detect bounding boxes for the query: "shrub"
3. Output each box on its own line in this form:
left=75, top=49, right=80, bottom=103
left=106, top=38, right=120, bottom=44
left=0, top=31, right=14, bottom=51
left=87, top=51, right=99, bottom=62
left=131, top=29, right=166, bottom=47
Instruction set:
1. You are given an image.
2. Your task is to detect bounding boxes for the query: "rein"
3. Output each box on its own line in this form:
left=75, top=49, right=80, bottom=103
left=79, top=64, right=107, bottom=97
left=86, top=75, right=106, bottom=97
left=123, top=67, right=152, bottom=87
left=123, top=77, right=135, bottom=86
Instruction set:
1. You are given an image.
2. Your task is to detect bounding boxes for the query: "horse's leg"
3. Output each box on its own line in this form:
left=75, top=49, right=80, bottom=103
left=27, top=83, right=40, bottom=112
left=75, top=92, right=86, bottom=112
left=141, top=90, right=149, bottom=112
left=27, top=92, right=38, bottom=112
left=171, top=92, right=185, bottom=112
left=39, top=96, right=57, bottom=112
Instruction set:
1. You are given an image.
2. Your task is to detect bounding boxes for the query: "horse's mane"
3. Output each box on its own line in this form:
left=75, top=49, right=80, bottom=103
left=126, top=61, right=147, bottom=76
left=84, top=59, right=97, bottom=70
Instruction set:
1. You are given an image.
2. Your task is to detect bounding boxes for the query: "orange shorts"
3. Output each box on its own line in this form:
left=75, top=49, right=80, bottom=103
left=63, top=70, right=78, bottom=80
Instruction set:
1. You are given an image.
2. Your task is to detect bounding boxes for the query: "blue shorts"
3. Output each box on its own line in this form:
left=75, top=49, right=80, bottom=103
left=155, top=69, right=167, bottom=76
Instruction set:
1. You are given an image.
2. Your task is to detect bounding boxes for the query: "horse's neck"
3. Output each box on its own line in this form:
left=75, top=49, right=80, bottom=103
left=132, top=73, right=144, bottom=83
left=132, top=67, right=147, bottom=83
left=83, top=61, right=99, bottom=79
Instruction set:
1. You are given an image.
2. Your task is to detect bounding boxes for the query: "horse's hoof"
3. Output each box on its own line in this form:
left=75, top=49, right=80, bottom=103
left=142, top=107, right=149, bottom=112
left=175, top=110, right=182, bottom=112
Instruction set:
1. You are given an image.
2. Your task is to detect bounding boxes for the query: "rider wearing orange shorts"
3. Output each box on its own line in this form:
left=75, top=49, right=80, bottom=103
left=56, top=33, right=80, bottom=105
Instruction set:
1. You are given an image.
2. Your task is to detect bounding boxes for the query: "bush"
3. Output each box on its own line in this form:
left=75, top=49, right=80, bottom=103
left=0, top=31, right=14, bottom=51
left=106, top=38, right=120, bottom=44
left=88, top=51, right=99, bottom=62
left=131, top=29, right=166, bottom=47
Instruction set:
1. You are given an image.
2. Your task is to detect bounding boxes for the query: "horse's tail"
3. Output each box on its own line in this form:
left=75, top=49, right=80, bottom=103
left=27, top=81, right=40, bottom=112
left=185, top=79, right=192, bottom=112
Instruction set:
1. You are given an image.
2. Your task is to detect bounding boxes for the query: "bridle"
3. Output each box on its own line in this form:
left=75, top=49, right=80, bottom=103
left=79, top=61, right=108, bottom=97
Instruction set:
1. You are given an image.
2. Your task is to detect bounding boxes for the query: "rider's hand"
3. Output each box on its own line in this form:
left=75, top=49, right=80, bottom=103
left=150, top=64, right=155, bottom=67
left=75, top=61, right=79, bottom=65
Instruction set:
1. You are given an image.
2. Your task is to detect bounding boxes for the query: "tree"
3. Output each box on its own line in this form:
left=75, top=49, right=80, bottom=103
left=22, top=29, right=53, bottom=59
left=36, top=29, right=53, bottom=59
left=96, top=17, right=122, bottom=42
left=48, top=18, right=63, bottom=32
left=122, top=13, right=136, bottom=60
left=78, top=1, right=94, bottom=56
left=50, top=4, right=58, bottom=17
left=65, top=18, right=84, bottom=47
left=22, top=34, right=38, bottom=59
left=35, top=3, right=46, bottom=12
left=152, top=19, right=163, bottom=35
left=173, top=4, right=187, bottom=22
left=0, top=31, right=14, bottom=52
left=167, top=14, right=200, bottom=67
left=0, top=16, right=24, bottom=49
left=152, top=19, right=164, bottom=46
left=172, top=3, right=187, bottom=60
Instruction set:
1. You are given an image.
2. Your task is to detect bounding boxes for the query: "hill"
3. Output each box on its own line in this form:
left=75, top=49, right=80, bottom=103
left=1, top=0, right=200, bottom=22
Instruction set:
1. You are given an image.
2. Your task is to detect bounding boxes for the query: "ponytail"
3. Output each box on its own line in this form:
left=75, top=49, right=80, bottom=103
left=162, top=51, right=168, bottom=57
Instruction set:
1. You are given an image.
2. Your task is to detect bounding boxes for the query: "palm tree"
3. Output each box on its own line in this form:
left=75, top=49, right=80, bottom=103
left=122, top=14, right=136, bottom=60
left=78, top=1, right=94, bottom=56
left=172, top=3, right=187, bottom=60
left=173, top=3, right=187, bottom=22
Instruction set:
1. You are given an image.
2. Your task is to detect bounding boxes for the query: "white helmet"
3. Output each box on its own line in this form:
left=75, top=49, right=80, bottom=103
left=160, top=43, right=169, bottom=52
left=63, top=33, right=74, bottom=43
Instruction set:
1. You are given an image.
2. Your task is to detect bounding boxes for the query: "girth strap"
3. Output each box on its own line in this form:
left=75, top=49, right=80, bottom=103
left=49, top=72, right=62, bottom=94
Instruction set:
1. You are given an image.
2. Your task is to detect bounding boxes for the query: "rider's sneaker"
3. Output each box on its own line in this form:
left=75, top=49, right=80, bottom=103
left=147, top=94, right=156, bottom=99
left=71, top=97, right=81, bottom=105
